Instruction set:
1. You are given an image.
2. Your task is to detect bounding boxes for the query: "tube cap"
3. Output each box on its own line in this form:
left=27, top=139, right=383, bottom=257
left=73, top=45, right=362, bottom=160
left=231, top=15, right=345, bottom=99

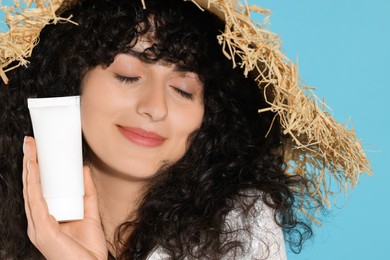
left=45, top=196, right=84, bottom=222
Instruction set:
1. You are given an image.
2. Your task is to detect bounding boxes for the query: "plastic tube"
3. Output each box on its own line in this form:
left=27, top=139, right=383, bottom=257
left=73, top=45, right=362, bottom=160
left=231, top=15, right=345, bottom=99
left=27, top=96, right=84, bottom=222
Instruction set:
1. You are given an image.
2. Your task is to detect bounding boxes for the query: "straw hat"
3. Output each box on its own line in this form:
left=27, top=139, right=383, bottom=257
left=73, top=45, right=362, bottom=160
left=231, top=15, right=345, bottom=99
left=0, top=0, right=371, bottom=216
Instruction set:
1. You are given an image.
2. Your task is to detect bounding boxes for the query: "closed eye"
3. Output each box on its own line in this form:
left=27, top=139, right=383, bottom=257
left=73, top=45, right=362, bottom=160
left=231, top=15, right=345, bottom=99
left=114, top=74, right=141, bottom=84
left=172, top=87, right=193, bottom=100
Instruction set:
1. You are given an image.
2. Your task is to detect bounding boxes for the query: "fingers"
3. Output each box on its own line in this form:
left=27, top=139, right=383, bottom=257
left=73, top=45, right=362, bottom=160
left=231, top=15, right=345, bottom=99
left=23, top=136, right=37, bottom=163
left=21, top=138, right=104, bottom=260
left=83, top=166, right=101, bottom=221
left=23, top=136, right=37, bottom=241
left=22, top=136, right=57, bottom=245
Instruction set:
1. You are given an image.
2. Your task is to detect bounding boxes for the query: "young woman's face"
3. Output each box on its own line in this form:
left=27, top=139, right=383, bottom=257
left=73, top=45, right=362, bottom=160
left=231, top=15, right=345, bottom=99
left=80, top=51, right=204, bottom=180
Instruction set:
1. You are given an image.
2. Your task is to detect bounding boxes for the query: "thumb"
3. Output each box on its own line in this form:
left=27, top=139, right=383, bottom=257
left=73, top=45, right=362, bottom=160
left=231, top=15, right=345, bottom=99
left=83, top=166, right=100, bottom=221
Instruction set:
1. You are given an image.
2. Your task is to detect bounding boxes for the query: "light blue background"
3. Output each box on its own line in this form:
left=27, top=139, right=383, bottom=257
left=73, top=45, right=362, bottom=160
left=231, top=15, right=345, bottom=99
left=250, top=0, right=389, bottom=259
left=1, top=0, right=389, bottom=259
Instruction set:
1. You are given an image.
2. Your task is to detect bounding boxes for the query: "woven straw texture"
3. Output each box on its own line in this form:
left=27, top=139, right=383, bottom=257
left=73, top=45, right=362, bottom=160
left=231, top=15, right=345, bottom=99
left=0, top=0, right=371, bottom=214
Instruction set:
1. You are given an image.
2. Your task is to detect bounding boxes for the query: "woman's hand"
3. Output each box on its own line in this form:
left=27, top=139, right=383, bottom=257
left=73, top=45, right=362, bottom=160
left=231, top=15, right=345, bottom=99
left=22, top=136, right=108, bottom=260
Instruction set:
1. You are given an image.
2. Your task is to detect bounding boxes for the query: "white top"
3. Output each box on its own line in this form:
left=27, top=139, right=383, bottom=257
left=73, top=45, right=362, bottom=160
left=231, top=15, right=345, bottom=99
left=146, top=198, right=287, bottom=260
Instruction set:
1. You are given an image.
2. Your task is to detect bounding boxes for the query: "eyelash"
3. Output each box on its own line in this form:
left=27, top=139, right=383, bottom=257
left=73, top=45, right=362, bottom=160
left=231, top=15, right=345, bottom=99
left=114, top=74, right=194, bottom=100
left=172, top=87, right=193, bottom=100
left=114, top=74, right=140, bottom=83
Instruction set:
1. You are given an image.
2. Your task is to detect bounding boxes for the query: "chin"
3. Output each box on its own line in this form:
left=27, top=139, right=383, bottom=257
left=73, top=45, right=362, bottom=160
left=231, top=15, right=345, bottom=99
left=116, top=161, right=165, bottom=180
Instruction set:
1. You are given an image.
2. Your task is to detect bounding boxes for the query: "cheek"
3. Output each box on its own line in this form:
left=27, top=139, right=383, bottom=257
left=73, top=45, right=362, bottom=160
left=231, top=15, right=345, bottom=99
left=80, top=99, right=99, bottom=153
left=80, top=95, right=101, bottom=136
left=171, top=104, right=204, bottom=151
left=80, top=91, right=113, bottom=150
left=80, top=82, right=122, bottom=133
left=180, top=104, right=204, bottom=133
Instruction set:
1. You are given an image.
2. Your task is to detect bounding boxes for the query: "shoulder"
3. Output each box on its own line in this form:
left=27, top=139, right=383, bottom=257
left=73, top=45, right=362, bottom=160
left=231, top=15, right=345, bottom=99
left=147, top=195, right=287, bottom=260
left=222, top=194, right=287, bottom=260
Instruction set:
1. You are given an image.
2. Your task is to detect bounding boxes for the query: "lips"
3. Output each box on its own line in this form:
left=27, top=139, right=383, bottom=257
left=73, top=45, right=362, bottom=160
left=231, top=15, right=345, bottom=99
left=117, top=126, right=166, bottom=147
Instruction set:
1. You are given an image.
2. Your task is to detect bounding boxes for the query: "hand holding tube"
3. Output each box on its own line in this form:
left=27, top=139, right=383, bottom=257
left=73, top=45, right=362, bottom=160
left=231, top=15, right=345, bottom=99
left=22, top=136, right=108, bottom=260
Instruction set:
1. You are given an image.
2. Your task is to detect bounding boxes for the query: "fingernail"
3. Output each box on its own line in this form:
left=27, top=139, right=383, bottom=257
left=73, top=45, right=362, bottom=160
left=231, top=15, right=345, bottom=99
left=23, top=136, right=27, bottom=154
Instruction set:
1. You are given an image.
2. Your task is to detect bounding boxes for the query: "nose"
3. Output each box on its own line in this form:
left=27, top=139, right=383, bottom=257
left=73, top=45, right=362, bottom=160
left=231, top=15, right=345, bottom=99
left=136, top=81, right=168, bottom=122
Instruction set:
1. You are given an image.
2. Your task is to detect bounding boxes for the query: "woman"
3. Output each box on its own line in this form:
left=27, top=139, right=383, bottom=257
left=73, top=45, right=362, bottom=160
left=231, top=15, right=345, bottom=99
left=0, top=0, right=370, bottom=259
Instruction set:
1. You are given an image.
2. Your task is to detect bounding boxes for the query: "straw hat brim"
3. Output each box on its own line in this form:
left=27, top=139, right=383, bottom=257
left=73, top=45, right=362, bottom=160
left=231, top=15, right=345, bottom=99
left=0, top=0, right=371, bottom=215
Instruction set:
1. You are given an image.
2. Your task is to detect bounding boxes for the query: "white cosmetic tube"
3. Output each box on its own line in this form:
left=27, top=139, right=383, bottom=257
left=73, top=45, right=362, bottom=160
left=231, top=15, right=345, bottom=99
left=27, top=96, right=84, bottom=222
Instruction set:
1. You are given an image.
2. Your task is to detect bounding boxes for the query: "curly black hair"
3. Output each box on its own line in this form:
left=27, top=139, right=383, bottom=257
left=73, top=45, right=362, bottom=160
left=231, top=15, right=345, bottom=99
left=0, top=0, right=314, bottom=259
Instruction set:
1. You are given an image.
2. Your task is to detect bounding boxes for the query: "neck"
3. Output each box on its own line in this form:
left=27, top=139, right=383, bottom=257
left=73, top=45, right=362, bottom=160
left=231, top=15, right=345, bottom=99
left=89, top=162, right=149, bottom=253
